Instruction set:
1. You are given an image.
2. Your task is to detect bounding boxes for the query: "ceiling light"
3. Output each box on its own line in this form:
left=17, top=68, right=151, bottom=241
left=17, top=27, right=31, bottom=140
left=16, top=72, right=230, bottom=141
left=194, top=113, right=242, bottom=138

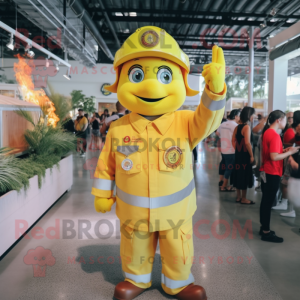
left=45, top=56, right=50, bottom=68
left=63, top=68, right=71, bottom=80
left=129, top=12, right=137, bottom=17
left=270, top=8, right=278, bottom=16
left=270, top=34, right=274, bottom=38
left=260, top=20, right=267, bottom=29
left=115, top=12, right=123, bottom=16
left=270, top=18, right=276, bottom=22
left=24, top=42, right=35, bottom=58
left=27, top=51, right=35, bottom=58
left=6, top=33, right=14, bottom=50
left=123, top=29, right=130, bottom=33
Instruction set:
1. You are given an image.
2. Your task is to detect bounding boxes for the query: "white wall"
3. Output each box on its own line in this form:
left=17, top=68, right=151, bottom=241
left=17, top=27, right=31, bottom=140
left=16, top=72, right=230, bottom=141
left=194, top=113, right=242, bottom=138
left=2, top=59, right=200, bottom=109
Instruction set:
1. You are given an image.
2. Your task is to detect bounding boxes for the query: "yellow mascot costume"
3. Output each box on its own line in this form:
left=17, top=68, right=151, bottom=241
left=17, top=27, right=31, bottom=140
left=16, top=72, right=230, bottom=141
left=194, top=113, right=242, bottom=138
left=92, top=26, right=226, bottom=300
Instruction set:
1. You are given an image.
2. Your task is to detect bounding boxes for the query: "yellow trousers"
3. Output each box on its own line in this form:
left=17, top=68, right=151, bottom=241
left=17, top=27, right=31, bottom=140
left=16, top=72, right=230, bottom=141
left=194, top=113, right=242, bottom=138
left=120, top=218, right=194, bottom=295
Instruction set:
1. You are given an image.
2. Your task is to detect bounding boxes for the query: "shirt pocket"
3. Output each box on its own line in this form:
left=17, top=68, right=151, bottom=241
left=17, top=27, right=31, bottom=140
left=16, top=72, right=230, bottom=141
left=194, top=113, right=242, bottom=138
left=158, top=139, right=186, bottom=172
left=115, top=145, right=142, bottom=175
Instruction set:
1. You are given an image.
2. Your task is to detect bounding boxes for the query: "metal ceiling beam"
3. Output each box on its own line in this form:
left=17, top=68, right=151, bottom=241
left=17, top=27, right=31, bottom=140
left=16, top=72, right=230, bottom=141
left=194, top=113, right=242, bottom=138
left=98, top=0, right=121, bottom=48
left=94, top=8, right=300, bottom=20
left=68, top=0, right=114, bottom=61
left=179, top=45, right=268, bottom=52
left=0, top=20, right=71, bottom=68
left=106, top=16, right=295, bottom=27
left=111, top=33, right=266, bottom=42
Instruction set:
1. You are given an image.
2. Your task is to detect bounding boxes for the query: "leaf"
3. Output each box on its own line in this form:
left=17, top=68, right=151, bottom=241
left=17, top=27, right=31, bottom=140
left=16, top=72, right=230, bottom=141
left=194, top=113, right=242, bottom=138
left=14, top=109, right=36, bottom=126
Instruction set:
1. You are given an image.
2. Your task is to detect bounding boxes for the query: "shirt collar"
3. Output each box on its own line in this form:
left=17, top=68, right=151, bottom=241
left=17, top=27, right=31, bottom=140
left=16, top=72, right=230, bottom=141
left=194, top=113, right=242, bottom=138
left=129, top=112, right=175, bottom=135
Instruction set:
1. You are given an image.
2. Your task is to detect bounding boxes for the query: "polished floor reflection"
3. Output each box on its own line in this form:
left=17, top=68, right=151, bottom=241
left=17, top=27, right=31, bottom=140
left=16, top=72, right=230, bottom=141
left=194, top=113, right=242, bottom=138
left=0, top=141, right=299, bottom=300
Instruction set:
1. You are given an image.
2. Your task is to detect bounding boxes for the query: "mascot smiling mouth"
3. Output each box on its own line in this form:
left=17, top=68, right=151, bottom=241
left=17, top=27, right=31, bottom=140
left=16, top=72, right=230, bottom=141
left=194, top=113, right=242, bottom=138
left=135, top=95, right=167, bottom=102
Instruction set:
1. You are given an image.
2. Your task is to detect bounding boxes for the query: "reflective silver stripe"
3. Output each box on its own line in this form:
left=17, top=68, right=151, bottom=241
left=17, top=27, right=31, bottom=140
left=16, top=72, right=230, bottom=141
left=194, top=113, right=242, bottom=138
left=161, top=273, right=194, bottom=289
left=202, top=90, right=225, bottom=111
left=116, top=179, right=195, bottom=209
left=124, top=271, right=152, bottom=284
left=117, top=145, right=139, bottom=156
left=92, top=178, right=115, bottom=191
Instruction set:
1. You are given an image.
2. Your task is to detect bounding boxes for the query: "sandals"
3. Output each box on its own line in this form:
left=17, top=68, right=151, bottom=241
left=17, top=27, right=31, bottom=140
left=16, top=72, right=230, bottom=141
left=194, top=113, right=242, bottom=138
left=236, top=198, right=241, bottom=203
left=219, top=180, right=224, bottom=187
left=220, top=186, right=236, bottom=192
left=240, top=200, right=255, bottom=205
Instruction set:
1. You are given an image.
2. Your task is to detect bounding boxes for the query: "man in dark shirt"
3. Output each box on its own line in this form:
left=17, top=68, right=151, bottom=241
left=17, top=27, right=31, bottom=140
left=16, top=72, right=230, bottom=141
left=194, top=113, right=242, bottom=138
left=63, top=114, right=75, bottom=133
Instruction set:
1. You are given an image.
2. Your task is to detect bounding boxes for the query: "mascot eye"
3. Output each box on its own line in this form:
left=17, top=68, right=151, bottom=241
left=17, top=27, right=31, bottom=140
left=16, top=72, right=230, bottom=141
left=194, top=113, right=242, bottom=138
left=157, top=68, right=172, bottom=84
left=129, top=68, right=144, bottom=83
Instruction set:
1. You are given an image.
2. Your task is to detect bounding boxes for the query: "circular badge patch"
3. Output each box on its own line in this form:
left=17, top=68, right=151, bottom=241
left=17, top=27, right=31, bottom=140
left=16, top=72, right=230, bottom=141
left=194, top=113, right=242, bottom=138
left=140, top=30, right=159, bottom=48
left=123, top=136, right=130, bottom=143
left=122, top=158, right=133, bottom=171
left=100, top=83, right=112, bottom=96
left=163, top=146, right=183, bottom=169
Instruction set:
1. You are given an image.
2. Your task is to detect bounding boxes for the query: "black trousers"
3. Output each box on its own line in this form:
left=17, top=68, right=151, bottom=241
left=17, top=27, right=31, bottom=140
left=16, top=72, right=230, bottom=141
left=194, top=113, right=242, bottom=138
left=260, top=173, right=281, bottom=231
left=219, top=153, right=225, bottom=176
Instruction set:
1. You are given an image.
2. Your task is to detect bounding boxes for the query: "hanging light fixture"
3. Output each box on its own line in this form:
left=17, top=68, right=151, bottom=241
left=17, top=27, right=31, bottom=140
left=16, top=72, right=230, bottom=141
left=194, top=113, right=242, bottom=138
left=63, top=68, right=71, bottom=80
left=25, top=43, right=35, bottom=58
left=45, top=56, right=50, bottom=68
left=54, top=62, right=59, bottom=71
left=6, top=33, right=14, bottom=50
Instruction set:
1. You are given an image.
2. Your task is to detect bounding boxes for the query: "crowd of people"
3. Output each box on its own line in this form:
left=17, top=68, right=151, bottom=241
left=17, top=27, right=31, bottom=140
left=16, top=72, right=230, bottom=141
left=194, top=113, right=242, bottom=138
left=62, top=102, right=129, bottom=157
left=216, top=107, right=300, bottom=243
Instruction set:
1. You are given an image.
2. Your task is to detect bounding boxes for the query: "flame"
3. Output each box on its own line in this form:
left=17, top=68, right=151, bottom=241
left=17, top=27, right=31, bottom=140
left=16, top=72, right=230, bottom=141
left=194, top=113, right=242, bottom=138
left=14, top=54, right=59, bottom=127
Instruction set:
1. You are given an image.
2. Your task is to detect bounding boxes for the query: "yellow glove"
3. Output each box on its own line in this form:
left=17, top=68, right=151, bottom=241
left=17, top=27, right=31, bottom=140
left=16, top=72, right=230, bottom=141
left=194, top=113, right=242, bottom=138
left=202, top=45, right=226, bottom=94
left=94, top=197, right=116, bottom=213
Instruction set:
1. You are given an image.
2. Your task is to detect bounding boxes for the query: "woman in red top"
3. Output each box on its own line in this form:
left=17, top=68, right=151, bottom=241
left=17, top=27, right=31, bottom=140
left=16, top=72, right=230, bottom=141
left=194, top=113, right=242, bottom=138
left=259, top=110, right=299, bottom=243
left=283, top=110, right=300, bottom=146
left=274, top=111, right=300, bottom=217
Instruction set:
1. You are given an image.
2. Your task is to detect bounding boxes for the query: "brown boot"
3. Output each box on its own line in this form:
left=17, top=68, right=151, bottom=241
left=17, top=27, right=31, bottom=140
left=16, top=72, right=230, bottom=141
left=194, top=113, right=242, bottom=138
left=175, top=284, right=207, bottom=300
left=114, top=281, right=145, bottom=300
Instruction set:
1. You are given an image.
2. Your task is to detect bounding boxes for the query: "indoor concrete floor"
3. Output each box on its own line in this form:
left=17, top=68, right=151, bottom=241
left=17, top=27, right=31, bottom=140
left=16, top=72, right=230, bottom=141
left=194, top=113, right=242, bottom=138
left=0, top=140, right=299, bottom=300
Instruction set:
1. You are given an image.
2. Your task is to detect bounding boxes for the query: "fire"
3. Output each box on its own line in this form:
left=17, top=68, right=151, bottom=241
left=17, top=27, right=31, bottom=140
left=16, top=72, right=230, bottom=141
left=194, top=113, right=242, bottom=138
left=14, top=54, right=59, bottom=127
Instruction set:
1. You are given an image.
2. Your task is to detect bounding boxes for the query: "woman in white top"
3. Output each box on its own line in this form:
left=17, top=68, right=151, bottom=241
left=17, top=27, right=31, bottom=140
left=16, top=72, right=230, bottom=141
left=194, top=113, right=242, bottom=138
left=217, top=109, right=240, bottom=192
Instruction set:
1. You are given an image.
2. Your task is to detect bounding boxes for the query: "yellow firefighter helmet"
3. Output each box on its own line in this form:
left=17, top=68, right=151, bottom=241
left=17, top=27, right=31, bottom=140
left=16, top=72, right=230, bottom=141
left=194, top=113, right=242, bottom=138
left=113, top=26, right=191, bottom=72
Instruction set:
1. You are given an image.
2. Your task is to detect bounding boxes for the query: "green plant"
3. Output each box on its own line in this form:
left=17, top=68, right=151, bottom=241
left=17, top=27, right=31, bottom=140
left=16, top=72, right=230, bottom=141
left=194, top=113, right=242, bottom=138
left=15, top=110, right=76, bottom=157
left=48, top=84, right=72, bottom=122
left=225, top=74, right=267, bottom=100
left=0, top=148, right=29, bottom=195
left=0, top=91, right=76, bottom=196
left=17, top=156, right=46, bottom=188
left=11, top=110, right=76, bottom=190
left=71, top=90, right=95, bottom=113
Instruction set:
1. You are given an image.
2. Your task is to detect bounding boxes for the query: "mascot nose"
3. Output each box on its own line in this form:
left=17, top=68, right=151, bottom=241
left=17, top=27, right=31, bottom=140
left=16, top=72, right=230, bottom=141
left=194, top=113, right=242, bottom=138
left=140, top=79, right=161, bottom=95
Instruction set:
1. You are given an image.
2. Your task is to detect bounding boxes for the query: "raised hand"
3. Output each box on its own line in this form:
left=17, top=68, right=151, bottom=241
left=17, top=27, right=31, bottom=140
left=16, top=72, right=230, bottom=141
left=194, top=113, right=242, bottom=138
left=94, top=196, right=116, bottom=213
left=202, top=45, right=226, bottom=94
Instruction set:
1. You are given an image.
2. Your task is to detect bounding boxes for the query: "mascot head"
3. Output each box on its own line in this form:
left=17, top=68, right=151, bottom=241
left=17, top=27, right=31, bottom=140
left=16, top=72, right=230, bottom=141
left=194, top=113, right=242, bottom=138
left=106, top=26, right=199, bottom=116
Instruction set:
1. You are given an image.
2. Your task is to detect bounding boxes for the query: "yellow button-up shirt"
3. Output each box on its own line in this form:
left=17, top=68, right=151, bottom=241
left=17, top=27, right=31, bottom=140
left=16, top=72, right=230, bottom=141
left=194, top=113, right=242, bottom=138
left=74, top=116, right=88, bottom=132
left=92, top=86, right=226, bottom=232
